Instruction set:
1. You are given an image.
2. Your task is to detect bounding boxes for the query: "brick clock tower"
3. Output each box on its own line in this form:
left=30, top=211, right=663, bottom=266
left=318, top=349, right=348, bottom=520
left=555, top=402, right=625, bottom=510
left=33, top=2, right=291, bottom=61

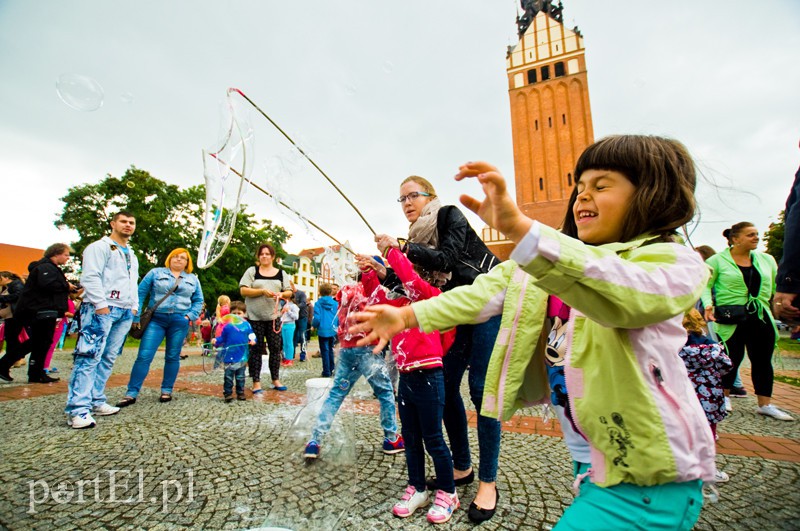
left=483, top=1, right=594, bottom=260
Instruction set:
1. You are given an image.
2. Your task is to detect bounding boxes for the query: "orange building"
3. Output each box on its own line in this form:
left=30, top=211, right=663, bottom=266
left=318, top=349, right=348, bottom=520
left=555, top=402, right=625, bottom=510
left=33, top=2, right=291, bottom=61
left=484, top=1, right=594, bottom=260
left=0, top=243, right=44, bottom=277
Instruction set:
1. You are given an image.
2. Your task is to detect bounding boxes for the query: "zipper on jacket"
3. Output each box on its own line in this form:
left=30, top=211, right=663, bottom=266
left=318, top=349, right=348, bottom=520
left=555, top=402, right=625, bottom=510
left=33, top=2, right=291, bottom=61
left=649, top=361, right=694, bottom=448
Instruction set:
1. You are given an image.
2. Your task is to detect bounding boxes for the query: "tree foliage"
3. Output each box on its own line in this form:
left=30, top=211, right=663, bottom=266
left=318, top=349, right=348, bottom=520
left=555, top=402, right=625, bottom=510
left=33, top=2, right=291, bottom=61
left=764, top=210, right=785, bottom=263
left=56, top=166, right=291, bottom=303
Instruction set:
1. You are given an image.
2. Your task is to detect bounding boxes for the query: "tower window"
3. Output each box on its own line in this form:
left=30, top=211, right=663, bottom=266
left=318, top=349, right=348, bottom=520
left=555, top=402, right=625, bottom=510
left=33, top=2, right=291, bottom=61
left=548, top=116, right=552, bottom=128
left=535, top=119, right=539, bottom=130
left=562, top=113, right=566, bottom=124
left=555, top=62, right=565, bottom=77
left=527, top=69, right=537, bottom=84
left=539, top=178, right=544, bottom=190
left=568, top=173, right=572, bottom=186
left=541, top=65, right=550, bottom=81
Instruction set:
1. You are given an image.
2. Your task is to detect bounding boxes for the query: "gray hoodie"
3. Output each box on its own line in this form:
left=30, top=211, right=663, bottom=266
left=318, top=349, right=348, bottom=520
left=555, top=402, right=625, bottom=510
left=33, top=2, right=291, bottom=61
left=80, top=236, right=139, bottom=311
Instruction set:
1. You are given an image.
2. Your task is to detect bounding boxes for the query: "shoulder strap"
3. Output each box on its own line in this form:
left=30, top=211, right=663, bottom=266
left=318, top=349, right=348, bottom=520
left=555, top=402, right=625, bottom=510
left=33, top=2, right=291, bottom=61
left=150, top=275, right=181, bottom=312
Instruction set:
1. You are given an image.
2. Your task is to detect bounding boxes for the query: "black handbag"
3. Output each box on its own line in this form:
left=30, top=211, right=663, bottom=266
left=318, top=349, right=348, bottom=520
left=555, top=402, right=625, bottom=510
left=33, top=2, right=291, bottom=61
left=714, top=305, right=748, bottom=325
left=129, top=276, right=181, bottom=339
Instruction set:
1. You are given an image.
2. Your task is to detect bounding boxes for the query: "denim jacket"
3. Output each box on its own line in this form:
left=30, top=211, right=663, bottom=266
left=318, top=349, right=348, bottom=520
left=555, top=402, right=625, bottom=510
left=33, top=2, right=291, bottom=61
left=136, top=267, right=204, bottom=323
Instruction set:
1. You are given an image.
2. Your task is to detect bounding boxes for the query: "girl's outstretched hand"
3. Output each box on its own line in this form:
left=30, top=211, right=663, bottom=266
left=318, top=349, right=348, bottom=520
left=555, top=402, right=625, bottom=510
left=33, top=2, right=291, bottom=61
left=455, top=161, right=532, bottom=243
left=349, top=305, right=418, bottom=353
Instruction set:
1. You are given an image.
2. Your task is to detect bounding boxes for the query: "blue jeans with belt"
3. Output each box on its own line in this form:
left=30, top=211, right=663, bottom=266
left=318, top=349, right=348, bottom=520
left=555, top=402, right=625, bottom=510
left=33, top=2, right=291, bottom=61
left=441, top=315, right=502, bottom=483
left=125, top=312, right=190, bottom=397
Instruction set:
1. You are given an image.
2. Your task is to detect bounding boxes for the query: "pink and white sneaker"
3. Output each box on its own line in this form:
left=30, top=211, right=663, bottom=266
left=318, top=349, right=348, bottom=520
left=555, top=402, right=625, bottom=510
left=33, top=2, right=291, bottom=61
left=392, top=485, right=430, bottom=517
left=426, top=489, right=460, bottom=524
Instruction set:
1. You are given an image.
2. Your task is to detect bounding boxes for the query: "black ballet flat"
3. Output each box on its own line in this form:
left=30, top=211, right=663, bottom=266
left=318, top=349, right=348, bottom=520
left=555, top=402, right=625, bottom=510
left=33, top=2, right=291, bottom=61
left=468, top=487, right=499, bottom=524
left=425, top=469, right=475, bottom=490
left=116, top=396, right=137, bottom=408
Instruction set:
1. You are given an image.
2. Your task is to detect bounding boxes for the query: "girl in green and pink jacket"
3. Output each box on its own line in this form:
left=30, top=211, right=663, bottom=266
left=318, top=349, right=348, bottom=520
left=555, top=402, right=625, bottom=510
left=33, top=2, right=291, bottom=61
left=350, top=135, right=716, bottom=530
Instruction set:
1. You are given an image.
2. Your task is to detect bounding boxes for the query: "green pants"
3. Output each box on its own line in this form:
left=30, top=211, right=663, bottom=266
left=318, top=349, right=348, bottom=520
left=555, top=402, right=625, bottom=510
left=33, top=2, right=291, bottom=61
left=554, top=462, right=704, bottom=530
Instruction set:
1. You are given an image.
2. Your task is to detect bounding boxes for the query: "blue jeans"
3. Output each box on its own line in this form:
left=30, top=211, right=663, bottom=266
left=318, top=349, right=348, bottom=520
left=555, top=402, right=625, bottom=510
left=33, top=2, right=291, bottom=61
left=66, top=304, right=133, bottom=416
left=319, top=336, right=335, bottom=377
left=311, top=346, right=398, bottom=443
left=281, top=322, right=296, bottom=360
left=294, top=317, right=308, bottom=359
left=224, top=366, right=246, bottom=396
left=125, top=312, right=190, bottom=398
left=442, top=315, right=502, bottom=482
left=399, top=368, right=453, bottom=493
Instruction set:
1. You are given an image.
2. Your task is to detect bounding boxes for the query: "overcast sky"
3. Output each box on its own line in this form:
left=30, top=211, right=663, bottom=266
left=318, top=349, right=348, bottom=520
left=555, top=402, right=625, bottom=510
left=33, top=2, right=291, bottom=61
left=1, top=0, right=798, bottom=261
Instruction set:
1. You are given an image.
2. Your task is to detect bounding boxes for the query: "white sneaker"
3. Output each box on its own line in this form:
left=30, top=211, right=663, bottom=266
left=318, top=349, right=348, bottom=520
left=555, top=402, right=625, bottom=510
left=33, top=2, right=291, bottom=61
left=392, top=486, right=430, bottom=518
left=757, top=404, right=794, bottom=421
left=714, top=470, right=730, bottom=483
left=92, top=403, right=120, bottom=416
left=68, top=412, right=96, bottom=429
left=426, top=490, right=460, bottom=524
left=724, top=396, right=732, bottom=412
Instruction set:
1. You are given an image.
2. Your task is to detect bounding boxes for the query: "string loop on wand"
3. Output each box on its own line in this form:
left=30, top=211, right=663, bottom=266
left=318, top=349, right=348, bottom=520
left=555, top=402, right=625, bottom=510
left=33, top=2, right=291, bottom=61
left=229, top=87, right=376, bottom=236
left=210, top=153, right=357, bottom=256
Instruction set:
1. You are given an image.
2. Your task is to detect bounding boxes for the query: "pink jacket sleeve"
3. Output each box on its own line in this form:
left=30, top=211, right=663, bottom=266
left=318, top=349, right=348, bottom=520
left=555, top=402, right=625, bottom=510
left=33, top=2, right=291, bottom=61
left=385, top=248, right=441, bottom=302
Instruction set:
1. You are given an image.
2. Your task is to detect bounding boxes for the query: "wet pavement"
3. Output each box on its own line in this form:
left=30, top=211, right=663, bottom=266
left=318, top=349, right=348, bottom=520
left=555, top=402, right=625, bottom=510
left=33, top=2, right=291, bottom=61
left=0, top=341, right=798, bottom=530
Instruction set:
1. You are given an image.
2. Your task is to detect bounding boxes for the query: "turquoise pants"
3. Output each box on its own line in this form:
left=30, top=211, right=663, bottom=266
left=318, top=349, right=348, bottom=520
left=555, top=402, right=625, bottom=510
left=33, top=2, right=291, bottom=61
left=554, top=462, right=704, bottom=530
left=281, top=323, right=295, bottom=360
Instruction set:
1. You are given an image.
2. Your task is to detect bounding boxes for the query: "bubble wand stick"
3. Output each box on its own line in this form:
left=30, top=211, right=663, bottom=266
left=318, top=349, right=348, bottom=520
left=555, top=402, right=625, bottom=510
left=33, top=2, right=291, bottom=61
left=228, top=87, right=376, bottom=236
left=209, top=153, right=358, bottom=256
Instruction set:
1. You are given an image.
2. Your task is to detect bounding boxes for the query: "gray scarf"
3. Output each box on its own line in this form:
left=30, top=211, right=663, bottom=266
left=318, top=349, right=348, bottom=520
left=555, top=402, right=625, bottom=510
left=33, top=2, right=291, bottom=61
left=408, top=197, right=442, bottom=247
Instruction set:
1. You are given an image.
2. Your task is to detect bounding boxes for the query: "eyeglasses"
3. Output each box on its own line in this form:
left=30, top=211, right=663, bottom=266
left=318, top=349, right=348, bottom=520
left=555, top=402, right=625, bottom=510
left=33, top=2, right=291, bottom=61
left=397, top=191, right=432, bottom=203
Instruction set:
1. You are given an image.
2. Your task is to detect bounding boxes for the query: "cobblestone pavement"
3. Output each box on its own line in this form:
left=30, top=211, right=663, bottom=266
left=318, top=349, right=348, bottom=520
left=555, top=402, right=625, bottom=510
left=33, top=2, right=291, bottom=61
left=0, top=342, right=798, bottom=530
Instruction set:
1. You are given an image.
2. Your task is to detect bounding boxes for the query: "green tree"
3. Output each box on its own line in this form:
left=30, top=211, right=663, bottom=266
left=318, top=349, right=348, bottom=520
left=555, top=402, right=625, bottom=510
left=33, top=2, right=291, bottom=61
left=55, top=166, right=291, bottom=303
left=764, top=210, right=785, bottom=263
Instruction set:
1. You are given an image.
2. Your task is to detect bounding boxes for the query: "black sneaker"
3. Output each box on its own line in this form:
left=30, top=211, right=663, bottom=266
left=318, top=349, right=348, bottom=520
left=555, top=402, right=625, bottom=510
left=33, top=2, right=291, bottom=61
left=729, top=386, right=748, bottom=398
left=0, top=369, right=12, bottom=382
left=29, top=374, right=60, bottom=383
left=224, top=395, right=234, bottom=403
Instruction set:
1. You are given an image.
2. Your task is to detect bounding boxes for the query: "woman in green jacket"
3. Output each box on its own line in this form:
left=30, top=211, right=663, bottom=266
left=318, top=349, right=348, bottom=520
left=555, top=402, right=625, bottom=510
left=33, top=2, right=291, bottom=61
left=701, top=222, right=792, bottom=421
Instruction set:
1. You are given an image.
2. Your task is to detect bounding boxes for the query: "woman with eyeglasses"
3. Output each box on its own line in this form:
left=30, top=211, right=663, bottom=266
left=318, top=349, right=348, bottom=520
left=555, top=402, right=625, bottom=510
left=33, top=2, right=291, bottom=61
left=374, top=176, right=502, bottom=523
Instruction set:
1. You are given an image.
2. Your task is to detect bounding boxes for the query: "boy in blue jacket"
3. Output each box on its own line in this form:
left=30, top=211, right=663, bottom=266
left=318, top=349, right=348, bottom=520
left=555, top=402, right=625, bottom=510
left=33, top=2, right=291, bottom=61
left=312, top=283, right=338, bottom=377
left=214, top=301, right=256, bottom=402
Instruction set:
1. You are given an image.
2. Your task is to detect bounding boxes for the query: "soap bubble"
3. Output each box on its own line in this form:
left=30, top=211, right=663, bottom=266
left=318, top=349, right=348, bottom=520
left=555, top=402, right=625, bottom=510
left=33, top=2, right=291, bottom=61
left=126, top=181, right=136, bottom=189
left=261, top=378, right=358, bottom=530
left=120, top=92, right=135, bottom=104
left=56, top=73, right=104, bottom=112
left=381, top=60, right=394, bottom=74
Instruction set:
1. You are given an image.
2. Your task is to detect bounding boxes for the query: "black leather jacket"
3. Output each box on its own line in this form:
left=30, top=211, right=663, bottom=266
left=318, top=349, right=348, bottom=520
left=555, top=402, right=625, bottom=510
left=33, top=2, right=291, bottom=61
left=406, top=205, right=499, bottom=291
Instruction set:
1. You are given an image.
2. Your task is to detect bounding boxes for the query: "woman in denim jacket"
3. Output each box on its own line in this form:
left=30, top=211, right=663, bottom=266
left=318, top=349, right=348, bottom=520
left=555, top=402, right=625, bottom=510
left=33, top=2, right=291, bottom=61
left=117, top=248, right=204, bottom=406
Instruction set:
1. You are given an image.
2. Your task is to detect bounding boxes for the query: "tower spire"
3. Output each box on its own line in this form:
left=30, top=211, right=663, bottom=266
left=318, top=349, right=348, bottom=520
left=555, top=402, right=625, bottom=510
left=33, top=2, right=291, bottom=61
left=517, top=1, right=564, bottom=38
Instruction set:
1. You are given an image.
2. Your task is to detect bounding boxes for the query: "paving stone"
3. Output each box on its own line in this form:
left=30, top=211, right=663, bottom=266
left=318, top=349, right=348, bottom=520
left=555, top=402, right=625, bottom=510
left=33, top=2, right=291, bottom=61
left=1, top=345, right=799, bottom=529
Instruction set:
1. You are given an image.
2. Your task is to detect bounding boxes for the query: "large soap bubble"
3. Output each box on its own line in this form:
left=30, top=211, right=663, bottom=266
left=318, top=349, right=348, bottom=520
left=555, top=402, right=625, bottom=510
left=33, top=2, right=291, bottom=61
left=260, top=377, right=358, bottom=530
left=56, top=73, right=105, bottom=111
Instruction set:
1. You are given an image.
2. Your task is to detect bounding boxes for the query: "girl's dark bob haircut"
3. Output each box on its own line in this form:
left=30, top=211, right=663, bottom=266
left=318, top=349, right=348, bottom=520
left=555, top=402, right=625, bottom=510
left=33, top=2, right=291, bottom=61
left=561, top=135, right=697, bottom=243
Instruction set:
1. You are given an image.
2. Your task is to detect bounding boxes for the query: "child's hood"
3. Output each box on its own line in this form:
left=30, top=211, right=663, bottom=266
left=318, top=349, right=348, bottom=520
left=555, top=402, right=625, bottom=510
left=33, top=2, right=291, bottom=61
left=316, top=296, right=337, bottom=311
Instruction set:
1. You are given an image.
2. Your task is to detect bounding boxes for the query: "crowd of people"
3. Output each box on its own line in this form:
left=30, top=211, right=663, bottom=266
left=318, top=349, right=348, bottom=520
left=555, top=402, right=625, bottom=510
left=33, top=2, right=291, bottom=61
left=0, top=135, right=797, bottom=528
